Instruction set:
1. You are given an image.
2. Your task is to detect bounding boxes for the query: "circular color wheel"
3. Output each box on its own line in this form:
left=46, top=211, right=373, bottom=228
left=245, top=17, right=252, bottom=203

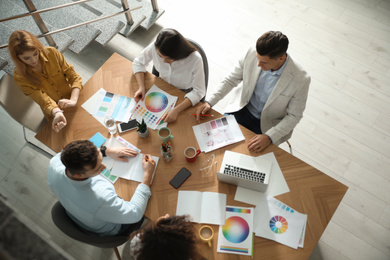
left=222, top=216, right=250, bottom=243
left=269, top=215, right=288, bottom=234
left=145, top=92, right=168, bottom=112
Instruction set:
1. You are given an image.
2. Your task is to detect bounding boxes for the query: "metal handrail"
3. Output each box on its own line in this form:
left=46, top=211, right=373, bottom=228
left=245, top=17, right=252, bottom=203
left=0, top=0, right=94, bottom=23
left=0, top=5, right=142, bottom=49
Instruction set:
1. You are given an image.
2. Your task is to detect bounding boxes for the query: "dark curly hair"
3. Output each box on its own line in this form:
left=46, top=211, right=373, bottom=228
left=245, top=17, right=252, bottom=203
left=60, top=140, right=99, bottom=175
left=136, top=215, right=199, bottom=260
left=155, top=28, right=197, bottom=60
left=256, top=31, right=289, bottom=59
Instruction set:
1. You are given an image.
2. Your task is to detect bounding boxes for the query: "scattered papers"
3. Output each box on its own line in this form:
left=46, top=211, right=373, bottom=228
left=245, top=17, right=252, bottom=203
left=217, top=206, right=254, bottom=256
left=130, top=85, right=178, bottom=130
left=234, top=152, right=290, bottom=205
left=253, top=195, right=307, bottom=249
left=193, top=115, right=245, bottom=153
left=103, top=137, right=159, bottom=184
left=176, top=191, right=227, bottom=225
left=82, top=88, right=136, bottom=126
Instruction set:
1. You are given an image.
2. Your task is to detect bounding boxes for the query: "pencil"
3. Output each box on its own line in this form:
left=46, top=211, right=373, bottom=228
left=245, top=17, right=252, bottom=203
left=145, top=157, right=155, bottom=165
left=190, top=113, right=214, bottom=117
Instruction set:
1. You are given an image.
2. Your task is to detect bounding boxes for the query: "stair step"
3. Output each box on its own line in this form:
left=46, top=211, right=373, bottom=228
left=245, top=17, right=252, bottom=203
left=18, top=0, right=101, bottom=54
left=84, top=0, right=146, bottom=37
left=40, top=0, right=125, bottom=46
left=1, top=0, right=74, bottom=53
left=134, top=0, right=165, bottom=30
left=0, top=57, right=7, bottom=72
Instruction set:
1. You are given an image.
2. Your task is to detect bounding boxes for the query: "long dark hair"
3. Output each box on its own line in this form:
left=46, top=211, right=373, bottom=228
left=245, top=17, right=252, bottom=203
left=154, top=28, right=197, bottom=60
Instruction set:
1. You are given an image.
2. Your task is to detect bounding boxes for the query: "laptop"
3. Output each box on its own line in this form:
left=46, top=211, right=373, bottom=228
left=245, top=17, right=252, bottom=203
left=217, top=151, right=272, bottom=192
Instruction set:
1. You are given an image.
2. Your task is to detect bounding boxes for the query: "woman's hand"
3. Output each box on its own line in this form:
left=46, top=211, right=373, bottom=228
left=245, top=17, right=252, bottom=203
left=52, top=112, right=67, bottom=132
left=134, top=88, right=145, bottom=103
left=58, top=98, right=77, bottom=109
left=162, top=108, right=179, bottom=123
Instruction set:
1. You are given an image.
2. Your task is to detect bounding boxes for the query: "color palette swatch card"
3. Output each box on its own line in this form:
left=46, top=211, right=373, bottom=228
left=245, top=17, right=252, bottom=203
left=192, top=115, right=245, bottom=153
left=131, top=85, right=177, bottom=130
left=253, top=195, right=307, bottom=249
left=217, top=206, right=254, bottom=256
left=82, top=88, right=136, bottom=126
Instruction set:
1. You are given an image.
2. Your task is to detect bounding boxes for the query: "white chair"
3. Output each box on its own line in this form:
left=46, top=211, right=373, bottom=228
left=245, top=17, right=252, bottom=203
left=0, top=74, right=52, bottom=157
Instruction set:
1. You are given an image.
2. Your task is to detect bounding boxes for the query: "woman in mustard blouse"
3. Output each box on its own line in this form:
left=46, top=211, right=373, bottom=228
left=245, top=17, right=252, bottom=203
left=8, top=30, right=83, bottom=132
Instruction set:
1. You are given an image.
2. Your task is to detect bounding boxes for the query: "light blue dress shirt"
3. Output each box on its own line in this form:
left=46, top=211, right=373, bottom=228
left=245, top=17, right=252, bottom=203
left=247, top=55, right=289, bottom=119
left=47, top=153, right=151, bottom=236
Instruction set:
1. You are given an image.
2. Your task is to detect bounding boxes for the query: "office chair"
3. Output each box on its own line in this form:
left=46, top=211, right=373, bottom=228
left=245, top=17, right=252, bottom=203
left=152, top=38, right=209, bottom=102
left=0, top=74, right=52, bottom=158
left=51, top=201, right=129, bottom=260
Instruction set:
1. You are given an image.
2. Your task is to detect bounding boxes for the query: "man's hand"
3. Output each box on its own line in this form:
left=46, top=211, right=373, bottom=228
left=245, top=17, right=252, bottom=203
left=106, top=147, right=138, bottom=162
left=134, top=87, right=145, bottom=103
left=162, top=108, right=179, bottom=123
left=142, top=154, right=155, bottom=186
left=58, top=98, right=77, bottom=109
left=195, top=102, right=211, bottom=123
left=52, top=112, right=67, bottom=132
left=248, top=134, right=272, bottom=153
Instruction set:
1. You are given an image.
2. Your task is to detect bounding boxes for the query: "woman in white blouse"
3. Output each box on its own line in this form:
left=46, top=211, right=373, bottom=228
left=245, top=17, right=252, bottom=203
left=132, top=28, right=206, bottom=123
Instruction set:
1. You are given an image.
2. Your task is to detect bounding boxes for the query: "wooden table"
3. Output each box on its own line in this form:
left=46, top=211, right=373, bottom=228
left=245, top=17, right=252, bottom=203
left=36, top=53, right=348, bottom=260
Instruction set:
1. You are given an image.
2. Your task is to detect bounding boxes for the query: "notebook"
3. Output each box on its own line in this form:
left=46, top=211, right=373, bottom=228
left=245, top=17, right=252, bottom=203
left=217, top=151, right=272, bottom=192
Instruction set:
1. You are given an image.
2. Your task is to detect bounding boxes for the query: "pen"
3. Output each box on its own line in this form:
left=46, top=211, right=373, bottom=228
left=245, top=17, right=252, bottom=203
left=190, top=113, right=214, bottom=117
left=145, top=156, right=155, bottom=165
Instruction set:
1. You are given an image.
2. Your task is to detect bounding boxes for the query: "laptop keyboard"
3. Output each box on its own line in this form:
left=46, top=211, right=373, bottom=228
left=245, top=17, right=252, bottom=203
left=223, top=164, right=266, bottom=183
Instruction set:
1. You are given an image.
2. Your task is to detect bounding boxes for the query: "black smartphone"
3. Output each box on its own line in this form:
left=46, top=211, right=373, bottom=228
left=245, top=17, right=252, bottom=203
left=169, top=167, right=191, bottom=189
left=118, top=119, right=138, bottom=133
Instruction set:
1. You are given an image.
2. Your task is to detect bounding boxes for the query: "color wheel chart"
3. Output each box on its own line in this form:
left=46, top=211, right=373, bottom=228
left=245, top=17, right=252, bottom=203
left=217, top=206, right=254, bottom=256
left=131, top=85, right=177, bottom=130
left=253, top=195, right=307, bottom=249
left=269, top=215, right=288, bottom=234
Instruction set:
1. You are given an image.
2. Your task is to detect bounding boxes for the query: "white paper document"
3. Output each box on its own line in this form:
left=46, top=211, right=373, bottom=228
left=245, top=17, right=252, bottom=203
left=217, top=206, right=254, bottom=256
left=192, top=115, right=245, bottom=153
left=82, top=88, right=136, bottom=126
left=103, top=137, right=159, bottom=183
left=234, top=152, right=290, bottom=205
left=253, top=195, right=307, bottom=249
left=176, top=191, right=227, bottom=225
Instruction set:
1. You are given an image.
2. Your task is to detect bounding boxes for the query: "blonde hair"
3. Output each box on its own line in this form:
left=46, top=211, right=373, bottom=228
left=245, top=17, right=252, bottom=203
left=8, top=30, right=48, bottom=85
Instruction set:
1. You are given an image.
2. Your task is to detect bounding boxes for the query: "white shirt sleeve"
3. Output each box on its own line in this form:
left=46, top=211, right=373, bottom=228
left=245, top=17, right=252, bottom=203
left=133, top=43, right=156, bottom=74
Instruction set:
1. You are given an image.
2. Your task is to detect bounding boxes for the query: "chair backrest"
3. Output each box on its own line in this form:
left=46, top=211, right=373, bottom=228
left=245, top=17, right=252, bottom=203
left=152, top=38, right=209, bottom=101
left=0, top=74, right=46, bottom=132
left=51, top=201, right=129, bottom=248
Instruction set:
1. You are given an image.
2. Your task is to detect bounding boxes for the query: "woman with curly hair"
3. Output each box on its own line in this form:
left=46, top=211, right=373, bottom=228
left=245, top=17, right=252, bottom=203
left=130, top=214, right=203, bottom=260
left=8, top=30, right=83, bottom=132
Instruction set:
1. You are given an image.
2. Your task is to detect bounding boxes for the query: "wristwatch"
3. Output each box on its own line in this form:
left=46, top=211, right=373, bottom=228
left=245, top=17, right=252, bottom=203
left=100, top=145, right=107, bottom=157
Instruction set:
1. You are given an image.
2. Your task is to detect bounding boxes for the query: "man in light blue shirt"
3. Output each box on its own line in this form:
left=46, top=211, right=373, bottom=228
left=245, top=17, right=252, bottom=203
left=48, top=140, right=155, bottom=236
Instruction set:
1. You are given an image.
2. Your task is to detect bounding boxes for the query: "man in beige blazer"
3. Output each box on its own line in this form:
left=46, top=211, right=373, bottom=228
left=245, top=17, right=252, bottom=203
left=196, top=31, right=310, bottom=153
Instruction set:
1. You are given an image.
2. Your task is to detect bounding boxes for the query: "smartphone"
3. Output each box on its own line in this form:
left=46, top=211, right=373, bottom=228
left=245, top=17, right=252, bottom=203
left=118, top=119, right=138, bottom=133
left=169, top=167, right=191, bottom=189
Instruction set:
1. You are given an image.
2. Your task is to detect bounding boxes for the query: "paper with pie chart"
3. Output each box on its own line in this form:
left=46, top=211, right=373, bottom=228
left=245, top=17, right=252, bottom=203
left=217, top=206, right=254, bottom=256
left=130, top=85, right=177, bottom=130
left=253, top=195, right=307, bottom=249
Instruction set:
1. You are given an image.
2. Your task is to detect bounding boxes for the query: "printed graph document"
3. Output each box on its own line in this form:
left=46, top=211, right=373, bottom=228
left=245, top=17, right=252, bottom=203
left=82, top=88, right=136, bottom=126
left=217, top=206, right=254, bottom=256
left=130, top=85, right=178, bottom=130
left=192, top=115, right=245, bottom=153
left=103, top=137, right=159, bottom=184
left=253, top=195, right=307, bottom=249
left=234, top=152, right=290, bottom=205
left=176, top=191, right=227, bottom=225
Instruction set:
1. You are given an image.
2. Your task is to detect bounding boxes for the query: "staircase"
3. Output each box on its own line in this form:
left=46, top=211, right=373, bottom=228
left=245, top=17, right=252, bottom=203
left=0, top=0, right=164, bottom=75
